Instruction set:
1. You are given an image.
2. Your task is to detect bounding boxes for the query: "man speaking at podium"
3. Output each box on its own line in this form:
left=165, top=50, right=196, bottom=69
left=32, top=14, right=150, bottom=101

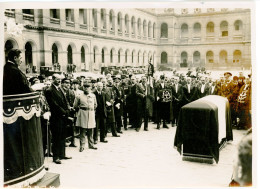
left=3, top=49, right=33, bottom=95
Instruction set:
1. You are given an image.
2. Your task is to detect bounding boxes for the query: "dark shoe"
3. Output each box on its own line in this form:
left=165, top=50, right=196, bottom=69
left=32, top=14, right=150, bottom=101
left=53, top=159, right=62, bottom=164
left=45, top=153, right=53, bottom=157
left=60, top=156, right=72, bottom=160
left=112, top=135, right=120, bottom=137
left=94, top=141, right=98, bottom=144
left=100, top=140, right=108, bottom=143
left=89, top=146, right=98, bottom=150
left=135, top=127, right=140, bottom=132
left=157, top=124, right=160, bottom=130
left=124, top=127, right=128, bottom=130
left=144, top=128, right=148, bottom=131
left=79, top=147, right=84, bottom=152
left=163, top=124, right=169, bottom=129
left=117, top=131, right=123, bottom=134
left=69, top=143, right=77, bottom=147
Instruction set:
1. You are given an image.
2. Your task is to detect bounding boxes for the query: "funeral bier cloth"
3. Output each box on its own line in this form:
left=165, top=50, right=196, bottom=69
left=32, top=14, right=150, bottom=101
left=202, top=95, right=233, bottom=142
left=174, top=99, right=219, bottom=163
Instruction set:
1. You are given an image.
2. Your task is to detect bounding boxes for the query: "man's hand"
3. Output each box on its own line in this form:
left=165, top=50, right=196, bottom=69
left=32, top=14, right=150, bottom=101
left=43, top=112, right=51, bottom=120
left=106, top=102, right=112, bottom=106
left=115, top=103, right=120, bottom=109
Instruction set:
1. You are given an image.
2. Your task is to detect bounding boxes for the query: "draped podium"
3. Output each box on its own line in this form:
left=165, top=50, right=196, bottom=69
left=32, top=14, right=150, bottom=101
left=3, top=92, right=45, bottom=187
left=174, top=95, right=233, bottom=164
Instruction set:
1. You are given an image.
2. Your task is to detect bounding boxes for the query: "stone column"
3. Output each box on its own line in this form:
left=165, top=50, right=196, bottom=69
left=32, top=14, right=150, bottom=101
left=59, top=51, right=68, bottom=72
left=73, top=51, right=81, bottom=72
left=121, top=17, right=125, bottom=37
left=43, top=50, right=52, bottom=67
left=74, top=9, right=80, bottom=30
left=97, top=9, right=101, bottom=33
left=201, top=23, right=206, bottom=42
left=105, top=12, right=109, bottom=34
left=113, top=15, right=117, bottom=35
left=88, top=9, right=93, bottom=32
left=175, top=24, right=180, bottom=43
left=15, top=9, right=23, bottom=23
left=60, top=9, right=66, bottom=28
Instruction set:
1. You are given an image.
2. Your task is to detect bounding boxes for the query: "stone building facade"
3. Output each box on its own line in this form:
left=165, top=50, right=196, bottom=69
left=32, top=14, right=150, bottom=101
left=4, top=8, right=251, bottom=73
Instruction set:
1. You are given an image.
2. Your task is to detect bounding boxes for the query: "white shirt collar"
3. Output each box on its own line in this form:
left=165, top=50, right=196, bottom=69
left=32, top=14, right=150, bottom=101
left=8, top=60, right=16, bottom=65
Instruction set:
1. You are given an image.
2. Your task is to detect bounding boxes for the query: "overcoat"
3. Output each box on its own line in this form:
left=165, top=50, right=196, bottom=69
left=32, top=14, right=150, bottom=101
left=74, top=92, right=97, bottom=129
left=136, top=82, right=154, bottom=117
left=103, top=86, right=116, bottom=123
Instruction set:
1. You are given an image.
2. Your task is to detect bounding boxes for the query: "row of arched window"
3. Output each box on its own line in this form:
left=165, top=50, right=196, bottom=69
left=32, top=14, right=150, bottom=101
left=21, top=9, right=244, bottom=39
left=92, top=9, right=157, bottom=37
left=4, top=39, right=243, bottom=68
left=95, top=47, right=155, bottom=64
left=160, top=50, right=242, bottom=64
left=51, top=43, right=155, bottom=65
left=161, top=20, right=243, bottom=38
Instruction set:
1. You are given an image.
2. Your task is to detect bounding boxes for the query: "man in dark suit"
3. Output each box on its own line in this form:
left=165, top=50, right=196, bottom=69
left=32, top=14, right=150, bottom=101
left=94, top=82, right=108, bottom=143
left=182, top=77, right=197, bottom=106
left=112, top=75, right=124, bottom=134
left=221, top=72, right=233, bottom=100
left=61, top=78, right=77, bottom=147
left=102, top=78, right=120, bottom=138
left=196, top=76, right=209, bottom=99
left=3, top=49, right=33, bottom=95
left=171, top=77, right=183, bottom=127
left=120, top=75, right=130, bottom=130
left=136, top=76, right=154, bottom=131
left=128, top=75, right=138, bottom=129
left=45, top=74, right=72, bottom=164
left=208, top=80, right=218, bottom=95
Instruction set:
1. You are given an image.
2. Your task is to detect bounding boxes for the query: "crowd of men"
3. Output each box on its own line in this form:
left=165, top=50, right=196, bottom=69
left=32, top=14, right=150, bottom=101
left=3, top=49, right=252, bottom=165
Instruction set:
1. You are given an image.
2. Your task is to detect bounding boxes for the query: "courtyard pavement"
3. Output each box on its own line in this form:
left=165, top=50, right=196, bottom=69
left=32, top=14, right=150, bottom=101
left=44, top=123, right=246, bottom=189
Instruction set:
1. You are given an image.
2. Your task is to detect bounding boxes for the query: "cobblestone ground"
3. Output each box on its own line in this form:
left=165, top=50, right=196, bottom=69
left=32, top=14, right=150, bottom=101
left=44, top=123, right=246, bottom=189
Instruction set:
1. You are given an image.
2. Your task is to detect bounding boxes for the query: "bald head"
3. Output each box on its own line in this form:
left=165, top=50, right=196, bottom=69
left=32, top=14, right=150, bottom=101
left=97, top=82, right=103, bottom=92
